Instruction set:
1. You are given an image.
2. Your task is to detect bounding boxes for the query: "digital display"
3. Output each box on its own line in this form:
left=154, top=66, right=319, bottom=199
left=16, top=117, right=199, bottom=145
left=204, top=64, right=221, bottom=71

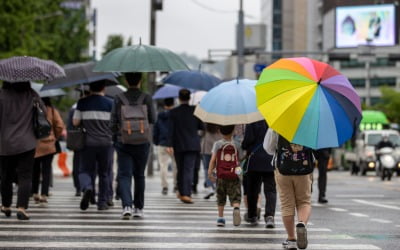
left=335, top=4, right=396, bottom=48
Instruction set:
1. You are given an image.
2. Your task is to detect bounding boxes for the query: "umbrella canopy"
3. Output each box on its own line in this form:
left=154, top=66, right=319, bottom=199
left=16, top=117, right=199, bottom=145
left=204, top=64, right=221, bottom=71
left=105, top=85, right=127, bottom=98
left=0, top=56, right=65, bottom=82
left=31, top=82, right=66, bottom=98
left=94, top=44, right=189, bottom=72
left=42, top=61, right=118, bottom=90
left=194, top=79, right=264, bottom=125
left=152, top=84, right=182, bottom=100
left=189, top=90, right=207, bottom=105
left=256, top=57, right=362, bottom=149
left=162, top=70, right=221, bottom=91
left=361, top=110, right=388, bottom=124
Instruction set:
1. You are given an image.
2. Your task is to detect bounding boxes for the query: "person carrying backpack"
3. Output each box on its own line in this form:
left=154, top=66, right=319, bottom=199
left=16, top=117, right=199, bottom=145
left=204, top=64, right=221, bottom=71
left=208, top=125, right=243, bottom=227
left=110, top=72, right=155, bottom=220
left=263, top=128, right=314, bottom=250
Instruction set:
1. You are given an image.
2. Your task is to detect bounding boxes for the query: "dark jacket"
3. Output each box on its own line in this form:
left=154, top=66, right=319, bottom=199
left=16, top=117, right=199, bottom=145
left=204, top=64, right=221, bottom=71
left=110, top=87, right=155, bottom=143
left=241, top=120, right=274, bottom=172
left=167, top=104, right=203, bottom=152
left=153, top=110, right=171, bottom=146
left=0, top=87, right=43, bottom=155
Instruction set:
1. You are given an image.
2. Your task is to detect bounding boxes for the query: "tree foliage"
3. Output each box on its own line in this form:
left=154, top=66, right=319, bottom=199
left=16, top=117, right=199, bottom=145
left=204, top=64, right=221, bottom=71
left=102, top=35, right=124, bottom=56
left=373, top=87, right=400, bottom=124
left=0, top=0, right=90, bottom=64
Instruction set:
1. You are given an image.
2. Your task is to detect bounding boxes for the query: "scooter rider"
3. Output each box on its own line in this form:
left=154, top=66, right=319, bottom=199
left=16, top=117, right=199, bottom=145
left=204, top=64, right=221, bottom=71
left=376, top=135, right=394, bottom=168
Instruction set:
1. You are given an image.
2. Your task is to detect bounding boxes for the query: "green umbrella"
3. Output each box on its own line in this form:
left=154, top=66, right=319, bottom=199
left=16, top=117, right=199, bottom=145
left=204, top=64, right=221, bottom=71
left=361, top=110, right=389, bottom=124
left=94, top=43, right=189, bottom=72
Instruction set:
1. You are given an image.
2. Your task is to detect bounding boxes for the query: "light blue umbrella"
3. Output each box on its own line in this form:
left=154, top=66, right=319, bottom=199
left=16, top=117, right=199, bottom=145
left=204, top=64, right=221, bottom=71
left=194, top=79, right=264, bottom=125
left=152, top=84, right=182, bottom=100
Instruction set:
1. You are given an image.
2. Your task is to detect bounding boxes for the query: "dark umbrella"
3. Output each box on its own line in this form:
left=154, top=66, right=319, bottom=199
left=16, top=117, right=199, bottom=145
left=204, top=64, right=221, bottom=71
left=42, top=61, right=119, bottom=90
left=0, top=56, right=65, bottom=82
left=75, top=84, right=127, bottom=99
left=162, top=70, right=221, bottom=91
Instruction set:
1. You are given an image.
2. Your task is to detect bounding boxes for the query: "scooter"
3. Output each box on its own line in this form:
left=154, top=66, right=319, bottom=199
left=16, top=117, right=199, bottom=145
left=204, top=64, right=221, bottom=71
left=376, top=147, right=396, bottom=181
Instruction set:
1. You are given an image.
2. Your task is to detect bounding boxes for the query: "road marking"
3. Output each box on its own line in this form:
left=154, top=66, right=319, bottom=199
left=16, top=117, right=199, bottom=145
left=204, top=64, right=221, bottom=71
left=349, top=213, right=369, bottom=218
left=352, top=199, right=400, bottom=211
left=0, top=231, right=352, bottom=239
left=335, top=194, right=385, bottom=198
left=0, top=224, right=332, bottom=231
left=329, top=207, right=348, bottom=212
left=0, top=242, right=381, bottom=249
left=370, top=218, right=392, bottom=224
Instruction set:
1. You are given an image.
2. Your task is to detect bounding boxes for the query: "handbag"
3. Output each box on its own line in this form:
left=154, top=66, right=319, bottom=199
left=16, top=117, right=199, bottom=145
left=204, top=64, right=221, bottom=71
left=66, top=126, right=86, bottom=151
left=32, top=97, right=51, bottom=139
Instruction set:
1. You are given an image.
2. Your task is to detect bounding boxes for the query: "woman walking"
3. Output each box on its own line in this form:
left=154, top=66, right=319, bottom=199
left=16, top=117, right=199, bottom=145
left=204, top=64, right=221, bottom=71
left=32, top=97, right=64, bottom=205
left=0, top=81, right=45, bottom=220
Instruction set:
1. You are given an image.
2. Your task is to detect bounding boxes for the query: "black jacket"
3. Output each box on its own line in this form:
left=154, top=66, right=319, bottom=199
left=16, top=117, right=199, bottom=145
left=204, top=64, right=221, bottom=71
left=153, top=110, right=171, bottom=146
left=241, top=120, right=274, bottom=172
left=167, top=104, right=203, bottom=152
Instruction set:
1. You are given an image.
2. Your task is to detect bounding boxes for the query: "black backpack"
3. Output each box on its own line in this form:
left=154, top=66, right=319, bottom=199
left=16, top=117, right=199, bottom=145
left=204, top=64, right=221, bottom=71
left=276, top=135, right=315, bottom=175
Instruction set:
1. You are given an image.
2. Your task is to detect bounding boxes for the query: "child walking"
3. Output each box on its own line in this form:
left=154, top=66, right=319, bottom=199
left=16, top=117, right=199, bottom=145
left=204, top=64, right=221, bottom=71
left=208, top=125, right=242, bottom=227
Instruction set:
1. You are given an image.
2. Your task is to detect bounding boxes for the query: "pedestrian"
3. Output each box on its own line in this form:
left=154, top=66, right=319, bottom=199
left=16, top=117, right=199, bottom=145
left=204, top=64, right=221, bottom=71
left=241, top=120, right=277, bottom=227
left=0, top=81, right=44, bottom=220
left=166, top=88, right=203, bottom=204
left=201, top=123, right=221, bottom=199
left=208, top=125, right=242, bottom=227
left=32, top=97, right=65, bottom=205
left=73, top=80, right=114, bottom=211
left=153, top=97, right=177, bottom=195
left=264, top=128, right=314, bottom=250
left=110, top=72, right=155, bottom=219
left=314, top=148, right=331, bottom=204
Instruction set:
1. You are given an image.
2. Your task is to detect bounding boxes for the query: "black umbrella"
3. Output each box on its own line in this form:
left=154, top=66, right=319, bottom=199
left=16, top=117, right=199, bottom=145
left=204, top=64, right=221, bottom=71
left=75, top=84, right=127, bottom=99
left=0, top=56, right=65, bottom=82
left=42, top=61, right=119, bottom=90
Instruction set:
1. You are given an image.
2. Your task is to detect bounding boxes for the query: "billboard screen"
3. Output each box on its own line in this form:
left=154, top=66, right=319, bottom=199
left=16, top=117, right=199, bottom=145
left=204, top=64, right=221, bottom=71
left=335, top=4, right=396, bottom=48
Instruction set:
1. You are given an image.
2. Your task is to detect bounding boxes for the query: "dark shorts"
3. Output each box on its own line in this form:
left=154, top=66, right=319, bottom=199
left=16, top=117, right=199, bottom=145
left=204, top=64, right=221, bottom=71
left=216, top=178, right=242, bottom=206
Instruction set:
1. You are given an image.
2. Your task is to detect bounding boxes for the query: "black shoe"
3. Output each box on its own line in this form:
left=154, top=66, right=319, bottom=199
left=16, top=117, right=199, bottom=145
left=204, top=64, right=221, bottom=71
left=75, top=191, right=81, bottom=197
left=318, top=197, right=328, bottom=204
left=246, top=216, right=258, bottom=226
left=192, top=187, right=198, bottom=194
left=16, top=210, right=29, bottom=220
left=203, top=192, right=214, bottom=199
left=107, top=200, right=114, bottom=207
left=90, top=194, right=96, bottom=205
left=1, top=207, right=11, bottom=217
left=162, top=187, right=168, bottom=195
left=80, top=189, right=92, bottom=211
left=97, top=204, right=109, bottom=210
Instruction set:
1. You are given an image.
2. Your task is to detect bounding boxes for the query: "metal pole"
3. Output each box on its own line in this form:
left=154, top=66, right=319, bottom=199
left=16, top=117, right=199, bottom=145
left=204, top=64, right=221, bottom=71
left=365, top=61, right=371, bottom=106
left=237, top=0, right=244, bottom=78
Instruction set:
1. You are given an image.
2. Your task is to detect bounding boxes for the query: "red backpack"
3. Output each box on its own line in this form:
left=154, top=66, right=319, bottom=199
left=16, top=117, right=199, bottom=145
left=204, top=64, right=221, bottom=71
left=216, top=142, right=239, bottom=180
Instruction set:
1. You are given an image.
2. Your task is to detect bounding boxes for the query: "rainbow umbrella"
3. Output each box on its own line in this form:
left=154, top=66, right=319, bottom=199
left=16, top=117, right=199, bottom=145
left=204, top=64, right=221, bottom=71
left=256, top=57, right=362, bottom=149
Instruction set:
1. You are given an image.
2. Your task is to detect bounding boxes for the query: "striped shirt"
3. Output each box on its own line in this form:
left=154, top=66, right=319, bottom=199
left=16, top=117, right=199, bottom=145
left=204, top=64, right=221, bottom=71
left=73, top=94, right=113, bottom=146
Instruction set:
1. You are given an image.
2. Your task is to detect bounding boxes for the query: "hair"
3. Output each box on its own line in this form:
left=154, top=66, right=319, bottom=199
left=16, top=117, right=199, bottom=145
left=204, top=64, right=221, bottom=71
left=219, top=125, right=235, bottom=135
left=2, top=81, right=31, bottom=92
left=164, top=97, right=174, bottom=107
left=178, top=88, right=191, bottom=101
left=205, top=123, right=219, bottom=134
left=89, top=80, right=106, bottom=92
left=41, top=97, right=52, bottom=107
left=125, top=72, right=142, bottom=86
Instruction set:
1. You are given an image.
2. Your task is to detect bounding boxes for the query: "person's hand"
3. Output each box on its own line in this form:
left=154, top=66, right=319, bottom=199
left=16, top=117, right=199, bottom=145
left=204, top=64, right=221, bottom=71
left=166, top=147, right=174, bottom=155
left=208, top=171, right=216, bottom=183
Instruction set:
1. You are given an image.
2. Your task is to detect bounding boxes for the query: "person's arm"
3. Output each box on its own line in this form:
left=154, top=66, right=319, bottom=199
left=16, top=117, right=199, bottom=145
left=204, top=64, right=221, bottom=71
left=72, top=109, right=81, bottom=127
left=208, top=153, right=217, bottom=183
left=263, top=128, right=278, bottom=155
left=145, top=94, right=156, bottom=124
left=153, top=118, right=160, bottom=146
left=52, top=108, right=65, bottom=139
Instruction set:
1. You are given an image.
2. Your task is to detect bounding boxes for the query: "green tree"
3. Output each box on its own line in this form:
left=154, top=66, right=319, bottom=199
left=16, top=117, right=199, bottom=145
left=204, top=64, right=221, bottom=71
left=102, top=34, right=124, bottom=56
left=0, top=0, right=90, bottom=64
left=374, top=87, right=400, bottom=124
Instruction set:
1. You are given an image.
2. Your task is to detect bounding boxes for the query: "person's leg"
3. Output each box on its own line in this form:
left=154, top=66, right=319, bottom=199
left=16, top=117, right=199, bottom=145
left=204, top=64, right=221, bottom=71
left=31, top=158, right=41, bottom=197
left=157, top=146, right=169, bottom=190
left=247, top=171, right=261, bottom=219
left=174, top=152, right=184, bottom=196
left=201, top=154, right=213, bottom=188
left=0, top=155, right=14, bottom=209
left=294, top=174, right=312, bottom=224
left=72, top=151, right=81, bottom=195
left=15, top=150, right=35, bottom=211
left=40, top=154, right=54, bottom=197
left=132, top=143, right=150, bottom=210
left=107, top=148, right=115, bottom=204
left=170, top=153, right=178, bottom=191
left=116, top=145, right=134, bottom=208
left=78, top=148, right=96, bottom=192
left=282, top=215, right=296, bottom=239
left=263, top=171, right=277, bottom=218
left=275, top=170, right=296, bottom=240
left=192, top=152, right=201, bottom=193
left=96, top=146, right=114, bottom=208
left=181, top=152, right=197, bottom=197
left=318, top=157, right=328, bottom=201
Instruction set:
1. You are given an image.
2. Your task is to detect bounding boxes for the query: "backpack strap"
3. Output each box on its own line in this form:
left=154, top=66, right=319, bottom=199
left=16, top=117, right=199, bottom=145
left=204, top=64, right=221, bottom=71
left=220, top=142, right=238, bottom=165
left=118, top=92, right=146, bottom=105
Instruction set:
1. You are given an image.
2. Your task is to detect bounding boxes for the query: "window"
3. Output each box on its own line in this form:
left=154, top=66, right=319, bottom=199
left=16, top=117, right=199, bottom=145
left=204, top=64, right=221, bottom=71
left=371, top=78, right=396, bottom=87
left=349, top=78, right=365, bottom=87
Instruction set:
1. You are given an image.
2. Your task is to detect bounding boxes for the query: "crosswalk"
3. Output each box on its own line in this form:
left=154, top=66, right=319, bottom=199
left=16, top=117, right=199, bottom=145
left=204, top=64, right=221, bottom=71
left=0, top=175, right=381, bottom=249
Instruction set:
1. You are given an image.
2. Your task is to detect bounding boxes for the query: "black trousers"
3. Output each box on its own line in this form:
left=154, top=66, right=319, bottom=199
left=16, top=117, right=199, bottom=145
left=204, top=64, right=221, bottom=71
left=318, top=157, right=328, bottom=199
left=174, top=151, right=197, bottom=197
left=192, top=153, right=201, bottom=191
left=1, top=149, right=35, bottom=209
left=72, top=151, right=81, bottom=192
left=32, top=154, right=54, bottom=196
left=246, top=171, right=277, bottom=219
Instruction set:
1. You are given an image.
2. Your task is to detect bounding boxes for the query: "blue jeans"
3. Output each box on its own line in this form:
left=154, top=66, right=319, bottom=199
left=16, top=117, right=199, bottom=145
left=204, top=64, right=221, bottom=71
left=202, top=154, right=215, bottom=190
left=79, top=145, right=114, bottom=207
left=115, top=142, right=150, bottom=209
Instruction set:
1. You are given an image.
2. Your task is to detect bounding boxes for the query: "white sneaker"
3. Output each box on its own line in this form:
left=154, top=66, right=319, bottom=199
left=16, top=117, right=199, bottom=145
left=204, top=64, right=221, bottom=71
left=121, top=206, right=132, bottom=220
left=133, top=208, right=143, bottom=218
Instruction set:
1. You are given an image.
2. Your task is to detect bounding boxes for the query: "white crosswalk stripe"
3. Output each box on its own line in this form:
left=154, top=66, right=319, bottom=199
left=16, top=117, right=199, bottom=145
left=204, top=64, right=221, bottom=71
left=0, top=176, right=382, bottom=249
